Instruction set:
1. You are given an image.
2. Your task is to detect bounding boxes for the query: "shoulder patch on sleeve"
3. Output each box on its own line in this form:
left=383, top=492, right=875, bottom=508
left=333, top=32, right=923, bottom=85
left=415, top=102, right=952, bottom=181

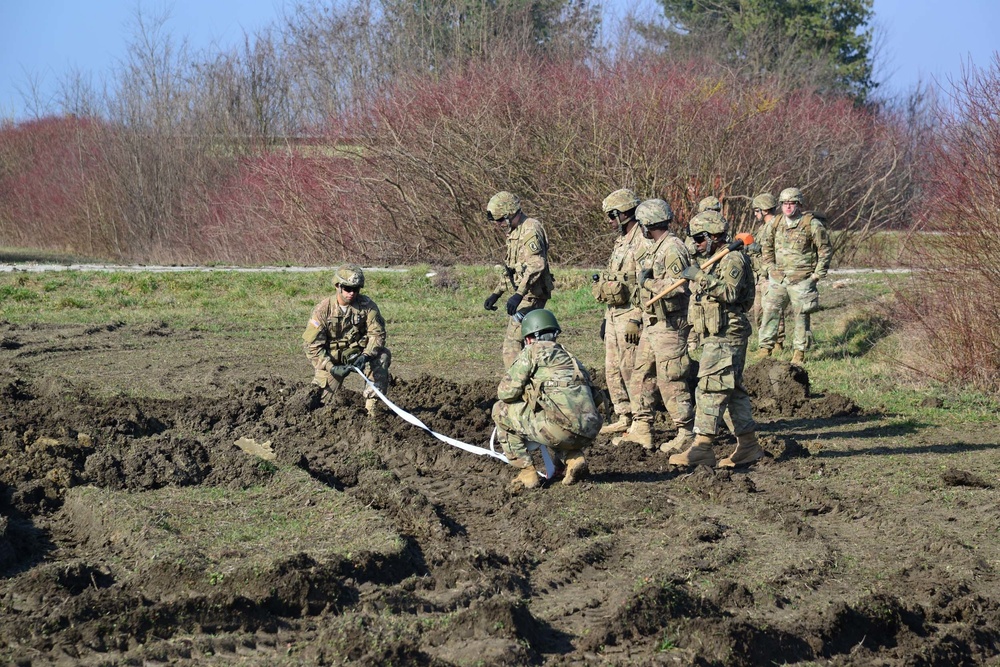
left=730, top=266, right=741, bottom=280
left=669, top=259, right=683, bottom=276
left=528, top=240, right=540, bottom=253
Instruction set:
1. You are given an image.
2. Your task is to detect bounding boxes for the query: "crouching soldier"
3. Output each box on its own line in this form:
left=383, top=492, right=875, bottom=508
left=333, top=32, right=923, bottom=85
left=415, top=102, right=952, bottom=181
left=669, top=212, right=763, bottom=468
left=492, top=309, right=603, bottom=488
left=303, top=264, right=391, bottom=416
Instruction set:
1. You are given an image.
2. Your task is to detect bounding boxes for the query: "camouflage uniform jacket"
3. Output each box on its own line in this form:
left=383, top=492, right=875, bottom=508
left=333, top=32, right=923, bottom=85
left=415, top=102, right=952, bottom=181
left=687, top=250, right=755, bottom=341
left=593, top=223, right=648, bottom=311
left=493, top=218, right=553, bottom=299
left=498, top=341, right=602, bottom=439
left=761, top=213, right=832, bottom=283
left=638, top=232, right=692, bottom=322
left=303, top=294, right=387, bottom=372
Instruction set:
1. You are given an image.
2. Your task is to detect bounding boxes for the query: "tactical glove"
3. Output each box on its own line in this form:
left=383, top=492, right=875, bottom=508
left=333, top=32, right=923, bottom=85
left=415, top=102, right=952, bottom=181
left=681, top=265, right=702, bottom=281
left=625, top=320, right=641, bottom=345
left=599, top=319, right=606, bottom=341
left=638, top=268, right=654, bottom=287
left=351, top=353, right=369, bottom=371
left=747, top=242, right=761, bottom=254
left=506, top=293, right=524, bottom=316
left=484, top=292, right=501, bottom=311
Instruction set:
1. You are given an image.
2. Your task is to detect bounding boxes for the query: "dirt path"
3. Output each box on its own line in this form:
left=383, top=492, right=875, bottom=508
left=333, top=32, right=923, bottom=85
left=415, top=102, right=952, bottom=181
left=1, top=321, right=999, bottom=665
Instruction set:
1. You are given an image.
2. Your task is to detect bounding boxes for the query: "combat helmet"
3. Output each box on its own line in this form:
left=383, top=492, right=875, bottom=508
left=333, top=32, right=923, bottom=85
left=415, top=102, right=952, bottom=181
left=697, top=196, right=722, bottom=213
left=602, top=188, right=641, bottom=216
left=486, top=191, right=521, bottom=221
left=778, top=187, right=803, bottom=204
left=520, top=309, right=561, bottom=340
left=752, top=193, right=777, bottom=211
left=689, top=210, right=728, bottom=236
left=334, top=263, right=365, bottom=289
left=635, top=198, right=674, bottom=230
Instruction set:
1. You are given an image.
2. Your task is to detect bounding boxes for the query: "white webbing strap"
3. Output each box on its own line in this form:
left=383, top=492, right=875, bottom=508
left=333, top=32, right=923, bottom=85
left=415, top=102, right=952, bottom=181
left=351, top=368, right=509, bottom=463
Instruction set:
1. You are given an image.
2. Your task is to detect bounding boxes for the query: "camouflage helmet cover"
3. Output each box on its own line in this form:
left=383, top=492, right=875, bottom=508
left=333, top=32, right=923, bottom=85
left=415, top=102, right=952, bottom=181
left=520, top=308, right=561, bottom=340
left=689, top=210, right=728, bottom=236
left=334, top=263, right=365, bottom=288
left=635, top=198, right=674, bottom=228
left=697, top=196, right=722, bottom=213
left=752, top=193, right=778, bottom=211
left=487, top=191, right=521, bottom=220
left=778, top=187, right=803, bottom=204
left=602, top=188, right=641, bottom=214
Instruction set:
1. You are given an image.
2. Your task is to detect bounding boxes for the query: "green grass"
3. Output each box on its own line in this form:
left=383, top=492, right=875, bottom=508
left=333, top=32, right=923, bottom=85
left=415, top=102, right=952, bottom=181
left=2, top=262, right=996, bottom=424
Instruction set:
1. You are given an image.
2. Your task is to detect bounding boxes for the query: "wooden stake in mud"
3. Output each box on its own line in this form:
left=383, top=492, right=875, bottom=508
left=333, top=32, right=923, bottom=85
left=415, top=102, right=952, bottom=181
left=644, top=232, right=754, bottom=308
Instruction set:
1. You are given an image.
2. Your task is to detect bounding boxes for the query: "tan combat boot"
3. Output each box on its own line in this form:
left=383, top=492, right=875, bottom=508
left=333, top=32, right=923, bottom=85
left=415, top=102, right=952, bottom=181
left=790, top=350, right=805, bottom=366
left=718, top=432, right=764, bottom=468
left=365, top=397, right=378, bottom=416
left=612, top=420, right=653, bottom=449
left=773, top=342, right=783, bottom=353
left=754, top=347, right=772, bottom=360
left=668, top=434, right=716, bottom=467
left=600, top=413, right=631, bottom=435
left=562, top=454, right=589, bottom=486
left=512, top=468, right=541, bottom=489
left=659, top=427, right=695, bottom=455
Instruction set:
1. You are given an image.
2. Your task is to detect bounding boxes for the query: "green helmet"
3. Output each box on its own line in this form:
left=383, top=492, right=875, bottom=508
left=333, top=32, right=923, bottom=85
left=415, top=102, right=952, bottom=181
left=602, top=188, right=641, bottom=215
left=778, top=187, right=803, bottom=204
left=520, top=308, right=561, bottom=340
left=752, top=193, right=777, bottom=211
left=486, top=191, right=521, bottom=221
left=697, top=196, right=722, bottom=213
left=334, top=263, right=365, bottom=288
left=689, top=211, right=728, bottom=236
left=635, top=198, right=673, bottom=229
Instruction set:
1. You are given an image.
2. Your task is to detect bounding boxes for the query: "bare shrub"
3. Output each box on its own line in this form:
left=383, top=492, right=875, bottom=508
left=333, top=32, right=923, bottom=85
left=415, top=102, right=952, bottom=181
left=892, top=56, right=1000, bottom=391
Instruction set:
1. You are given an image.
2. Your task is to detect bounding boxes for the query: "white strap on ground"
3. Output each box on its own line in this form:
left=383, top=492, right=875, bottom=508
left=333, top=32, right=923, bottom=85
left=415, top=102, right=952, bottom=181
left=350, top=368, right=509, bottom=463
left=489, top=427, right=557, bottom=479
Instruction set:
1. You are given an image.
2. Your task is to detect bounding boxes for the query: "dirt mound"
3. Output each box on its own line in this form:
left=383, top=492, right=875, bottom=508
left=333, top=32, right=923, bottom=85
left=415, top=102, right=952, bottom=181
left=745, top=357, right=862, bottom=420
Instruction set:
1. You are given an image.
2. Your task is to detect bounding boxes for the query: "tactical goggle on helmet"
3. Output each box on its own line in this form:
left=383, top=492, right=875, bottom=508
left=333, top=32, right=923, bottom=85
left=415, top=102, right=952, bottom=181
left=486, top=191, right=521, bottom=222
left=602, top=188, right=641, bottom=221
left=334, top=264, right=365, bottom=289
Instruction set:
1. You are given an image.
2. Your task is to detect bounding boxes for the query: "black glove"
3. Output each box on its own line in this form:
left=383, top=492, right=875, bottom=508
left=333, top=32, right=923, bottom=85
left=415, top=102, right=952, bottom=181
left=484, top=293, right=500, bottom=311
left=625, top=320, right=641, bottom=345
left=681, top=265, right=702, bottom=281
left=351, top=353, right=369, bottom=371
left=638, top=268, right=653, bottom=287
left=599, top=319, right=606, bottom=340
left=506, top=293, right=524, bottom=316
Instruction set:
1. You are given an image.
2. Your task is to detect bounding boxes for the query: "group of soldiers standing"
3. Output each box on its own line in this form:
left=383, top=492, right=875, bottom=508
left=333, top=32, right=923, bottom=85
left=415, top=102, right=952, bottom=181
left=299, top=186, right=831, bottom=490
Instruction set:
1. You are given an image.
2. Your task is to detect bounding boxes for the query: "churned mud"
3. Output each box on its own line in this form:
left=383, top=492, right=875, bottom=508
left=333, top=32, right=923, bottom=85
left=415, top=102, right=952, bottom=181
left=1, top=321, right=999, bottom=665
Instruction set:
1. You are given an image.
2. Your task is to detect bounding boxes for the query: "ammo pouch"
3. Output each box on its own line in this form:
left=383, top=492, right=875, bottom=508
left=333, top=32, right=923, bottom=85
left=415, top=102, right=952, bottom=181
left=593, top=278, right=630, bottom=307
left=690, top=299, right=723, bottom=336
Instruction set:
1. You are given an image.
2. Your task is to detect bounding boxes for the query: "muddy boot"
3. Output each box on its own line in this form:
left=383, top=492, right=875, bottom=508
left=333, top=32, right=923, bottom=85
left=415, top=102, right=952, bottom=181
left=668, top=434, right=716, bottom=467
left=659, top=427, right=695, bottom=455
left=773, top=342, right=783, bottom=353
left=791, top=350, right=805, bottom=366
left=718, top=432, right=764, bottom=468
left=600, top=413, right=631, bottom=435
left=754, top=347, right=771, bottom=360
left=512, top=467, right=541, bottom=489
left=562, top=455, right=589, bottom=486
left=612, top=420, right=652, bottom=449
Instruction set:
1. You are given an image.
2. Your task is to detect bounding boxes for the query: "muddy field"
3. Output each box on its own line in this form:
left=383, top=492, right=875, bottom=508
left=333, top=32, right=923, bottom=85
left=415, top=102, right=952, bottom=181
left=2, top=320, right=999, bottom=666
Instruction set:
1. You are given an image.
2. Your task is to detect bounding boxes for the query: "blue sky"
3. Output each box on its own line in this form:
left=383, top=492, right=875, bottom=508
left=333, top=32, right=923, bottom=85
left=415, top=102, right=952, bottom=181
left=2, top=0, right=998, bottom=120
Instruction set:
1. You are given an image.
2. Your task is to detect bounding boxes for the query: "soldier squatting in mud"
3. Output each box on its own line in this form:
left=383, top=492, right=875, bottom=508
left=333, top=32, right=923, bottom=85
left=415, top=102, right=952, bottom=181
left=305, top=188, right=830, bottom=489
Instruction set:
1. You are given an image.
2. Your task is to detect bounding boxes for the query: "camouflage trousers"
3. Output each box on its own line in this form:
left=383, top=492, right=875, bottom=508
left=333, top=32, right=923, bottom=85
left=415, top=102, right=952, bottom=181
left=312, top=348, right=392, bottom=403
left=604, top=306, right=641, bottom=417
left=759, top=277, right=818, bottom=351
left=492, top=400, right=594, bottom=466
left=694, top=334, right=755, bottom=437
left=752, top=276, right=785, bottom=345
left=630, top=313, right=694, bottom=427
left=501, top=296, right=547, bottom=368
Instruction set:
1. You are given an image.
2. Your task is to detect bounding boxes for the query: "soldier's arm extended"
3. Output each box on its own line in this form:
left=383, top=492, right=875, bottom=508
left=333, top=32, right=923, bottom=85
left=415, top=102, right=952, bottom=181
left=515, top=226, right=547, bottom=295
left=497, top=350, right=535, bottom=403
left=688, top=253, right=748, bottom=304
left=362, top=300, right=387, bottom=355
left=303, top=301, right=334, bottom=371
left=811, top=218, right=833, bottom=280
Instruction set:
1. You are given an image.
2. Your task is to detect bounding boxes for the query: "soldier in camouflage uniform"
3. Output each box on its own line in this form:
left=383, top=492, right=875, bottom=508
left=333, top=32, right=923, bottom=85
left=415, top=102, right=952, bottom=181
left=483, top=191, right=555, bottom=368
left=748, top=193, right=785, bottom=348
left=303, top=264, right=390, bottom=416
left=613, top=199, right=696, bottom=453
left=668, top=211, right=763, bottom=468
left=593, top=188, right=648, bottom=435
left=683, top=196, right=723, bottom=351
left=757, top=187, right=833, bottom=366
left=493, top=309, right=603, bottom=488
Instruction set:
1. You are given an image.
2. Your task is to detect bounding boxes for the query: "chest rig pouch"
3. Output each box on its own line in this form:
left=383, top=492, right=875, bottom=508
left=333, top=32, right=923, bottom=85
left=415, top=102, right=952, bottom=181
left=690, top=297, right=723, bottom=336
left=593, top=275, right=630, bottom=307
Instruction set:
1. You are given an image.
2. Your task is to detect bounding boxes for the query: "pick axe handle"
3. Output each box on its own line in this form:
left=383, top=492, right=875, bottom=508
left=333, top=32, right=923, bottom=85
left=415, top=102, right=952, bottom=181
left=643, top=248, right=734, bottom=308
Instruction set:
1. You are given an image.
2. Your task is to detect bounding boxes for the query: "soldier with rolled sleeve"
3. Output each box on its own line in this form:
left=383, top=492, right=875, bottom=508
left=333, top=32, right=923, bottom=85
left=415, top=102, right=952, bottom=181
left=482, top=191, right=555, bottom=368
left=757, top=187, right=833, bottom=366
left=303, top=264, right=390, bottom=416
